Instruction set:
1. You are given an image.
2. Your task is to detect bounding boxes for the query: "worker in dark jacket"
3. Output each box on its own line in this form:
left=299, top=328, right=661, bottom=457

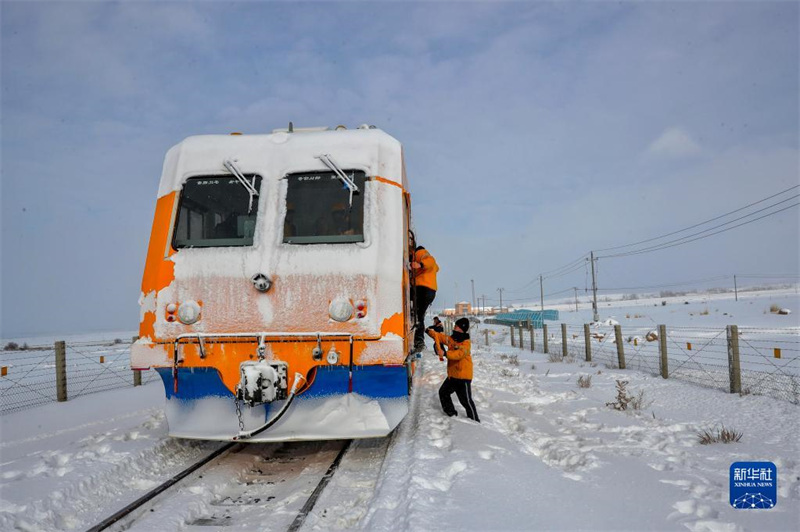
left=411, top=245, right=439, bottom=352
left=426, top=317, right=479, bottom=422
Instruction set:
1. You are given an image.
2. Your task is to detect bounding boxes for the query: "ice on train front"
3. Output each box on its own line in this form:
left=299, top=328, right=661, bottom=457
left=131, top=125, right=417, bottom=441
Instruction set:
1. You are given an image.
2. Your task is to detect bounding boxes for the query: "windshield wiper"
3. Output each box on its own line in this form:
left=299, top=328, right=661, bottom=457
left=316, top=154, right=359, bottom=207
left=223, top=159, right=259, bottom=213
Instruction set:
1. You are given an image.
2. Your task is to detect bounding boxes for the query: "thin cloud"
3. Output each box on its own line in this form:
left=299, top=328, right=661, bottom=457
left=646, top=127, right=703, bottom=158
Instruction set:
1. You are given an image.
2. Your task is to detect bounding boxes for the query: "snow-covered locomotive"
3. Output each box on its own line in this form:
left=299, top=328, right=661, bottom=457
left=131, top=125, right=418, bottom=441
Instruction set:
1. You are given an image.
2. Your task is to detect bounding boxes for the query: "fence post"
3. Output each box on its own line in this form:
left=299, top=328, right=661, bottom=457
left=543, top=324, right=549, bottom=354
left=658, top=324, right=668, bottom=379
left=727, top=325, right=742, bottom=394
left=614, top=324, right=625, bottom=369
left=584, top=324, right=592, bottom=362
left=55, top=340, right=67, bottom=402
left=510, top=326, right=516, bottom=347
left=519, top=324, right=524, bottom=350
left=484, top=329, right=489, bottom=347
left=529, top=326, right=534, bottom=352
left=561, top=323, right=567, bottom=359
left=132, top=336, right=142, bottom=387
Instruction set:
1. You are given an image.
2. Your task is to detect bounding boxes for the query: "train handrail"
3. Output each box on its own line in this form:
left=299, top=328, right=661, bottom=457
left=173, top=332, right=359, bottom=361
left=175, top=332, right=356, bottom=340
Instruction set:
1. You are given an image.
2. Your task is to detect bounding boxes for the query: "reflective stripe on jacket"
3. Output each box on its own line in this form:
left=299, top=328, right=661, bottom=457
left=426, top=330, right=472, bottom=380
left=414, top=248, right=439, bottom=291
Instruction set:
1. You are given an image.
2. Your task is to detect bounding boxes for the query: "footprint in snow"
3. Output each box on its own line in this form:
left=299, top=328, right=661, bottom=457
left=411, top=461, right=468, bottom=492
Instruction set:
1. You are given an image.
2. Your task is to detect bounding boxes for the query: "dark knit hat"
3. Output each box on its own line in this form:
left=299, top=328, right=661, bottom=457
left=455, top=317, right=470, bottom=332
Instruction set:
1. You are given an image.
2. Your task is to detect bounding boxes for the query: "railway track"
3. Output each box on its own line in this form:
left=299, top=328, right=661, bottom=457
left=87, top=439, right=354, bottom=532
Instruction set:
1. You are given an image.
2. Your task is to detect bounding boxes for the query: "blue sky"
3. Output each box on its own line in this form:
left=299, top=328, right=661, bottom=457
left=2, top=1, right=798, bottom=336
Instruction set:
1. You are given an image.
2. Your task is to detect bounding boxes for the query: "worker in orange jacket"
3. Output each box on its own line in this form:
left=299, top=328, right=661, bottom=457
left=426, top=317, right=479, bottom=422
left=411, top=245, right=439, bottom=352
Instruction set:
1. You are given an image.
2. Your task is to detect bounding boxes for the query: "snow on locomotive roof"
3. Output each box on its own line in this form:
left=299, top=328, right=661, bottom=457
left=157, top=127, right=403, bottom=198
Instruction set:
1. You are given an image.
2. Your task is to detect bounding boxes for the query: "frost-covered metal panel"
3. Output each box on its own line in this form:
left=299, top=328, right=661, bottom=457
left=148, top=128, right=405, bottom=339
left=157, top=129, right=403, bottom=198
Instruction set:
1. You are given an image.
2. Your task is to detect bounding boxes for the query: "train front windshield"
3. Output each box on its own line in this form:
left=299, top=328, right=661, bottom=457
left=284, top=171, right=366, bottom=244
left=173, top=175, right=262, bottom=248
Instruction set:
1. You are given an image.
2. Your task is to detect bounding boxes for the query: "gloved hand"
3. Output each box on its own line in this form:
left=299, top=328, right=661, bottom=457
left=434, top=343, right=445, bottom=361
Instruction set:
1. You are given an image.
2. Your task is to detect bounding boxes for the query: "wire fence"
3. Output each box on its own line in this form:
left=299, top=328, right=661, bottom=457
left=737, top=327, right=800, bottom=403
left=0, top=339, right=160, bottom=415
left=499, top=322, right=799, bottom=405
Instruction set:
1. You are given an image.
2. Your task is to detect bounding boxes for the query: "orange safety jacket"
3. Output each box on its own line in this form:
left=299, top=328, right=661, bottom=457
left=413, top=248, right=439, bottom=291
left=426, top=330, right=473, bottom=380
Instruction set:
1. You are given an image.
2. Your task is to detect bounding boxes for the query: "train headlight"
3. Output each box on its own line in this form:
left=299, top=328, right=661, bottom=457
left=328, top=298, right=353, bottom=322
left=177, top=300, right=201, bottom=325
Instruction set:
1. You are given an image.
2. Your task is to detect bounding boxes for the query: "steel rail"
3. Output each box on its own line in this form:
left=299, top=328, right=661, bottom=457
left=86, top=442, right=240, bottom=532
left=287, top=440, right=353, bottom=532
left=87, top=438, right=356, bottom=532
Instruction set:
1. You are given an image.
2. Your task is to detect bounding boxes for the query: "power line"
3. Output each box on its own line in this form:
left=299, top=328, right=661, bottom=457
left=505, top=186, right=797, bottom=298
left=599, top=200, right=799, bottom=259
left=507, top=253, right=589, bottom=292
left=595, top=184, right=799, bottom=253
left=544, top=287, right=578, bottom=298
left=736, top=273, right=800, bottom=279
left=485, top=287, right=576, bottom=304
left=544, top=260, right=587, bottom=281
left=477, top=273, right=797, bottom=305
left=541, top=253, right=589, bottom=278
left=597, top=275, right=732, bottom=291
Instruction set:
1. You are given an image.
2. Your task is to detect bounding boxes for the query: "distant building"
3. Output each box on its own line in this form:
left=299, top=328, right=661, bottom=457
left=455, top=301, right=472, bottom=315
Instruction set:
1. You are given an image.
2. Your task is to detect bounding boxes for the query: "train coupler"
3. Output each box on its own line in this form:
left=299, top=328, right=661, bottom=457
left=235, top=360, right=288, bottom=406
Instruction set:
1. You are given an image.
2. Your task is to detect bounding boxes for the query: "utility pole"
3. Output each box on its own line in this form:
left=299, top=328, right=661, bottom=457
left=497, top=288, right=504, bottom=312
left=590, top=251, right=599, bottom=322
left=539, top=275, right=544, bottom=312
left=734, top=274, right=738, bottom=302
left=471, top=279, right=476, bottom=315
left=574, top=287, right=578, bottom=312
left=480, top=294, right=486, bottom=315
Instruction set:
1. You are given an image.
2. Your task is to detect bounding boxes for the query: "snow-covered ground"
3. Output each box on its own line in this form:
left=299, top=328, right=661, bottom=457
left=486, top=288, right=800, bottom=402
left=520, top=287, right=799, bottom=330
left=1, top=317, right=798, bottom=531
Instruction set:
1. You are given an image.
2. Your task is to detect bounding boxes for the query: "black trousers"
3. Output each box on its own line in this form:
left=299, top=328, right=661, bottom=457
left=439, top=377, right=480, bottom=421
left=414, top=286, right=436, bottom=346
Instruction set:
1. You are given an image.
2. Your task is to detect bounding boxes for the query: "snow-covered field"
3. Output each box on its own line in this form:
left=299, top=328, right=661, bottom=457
left=488, top=288, right=800, bottom=403
left=1, top=295, right=799, bottom=531
left=534, top=287, right=798, bottom=330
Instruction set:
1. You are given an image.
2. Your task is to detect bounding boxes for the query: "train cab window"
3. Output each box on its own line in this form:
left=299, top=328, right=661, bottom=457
left=283, top=171, right=366, bottom=244
left=172, top=175, right=262, bottom=248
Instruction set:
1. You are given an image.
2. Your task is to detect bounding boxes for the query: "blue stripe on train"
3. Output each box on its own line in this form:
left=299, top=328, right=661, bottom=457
left=155, top=365, right=409, bottom=401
